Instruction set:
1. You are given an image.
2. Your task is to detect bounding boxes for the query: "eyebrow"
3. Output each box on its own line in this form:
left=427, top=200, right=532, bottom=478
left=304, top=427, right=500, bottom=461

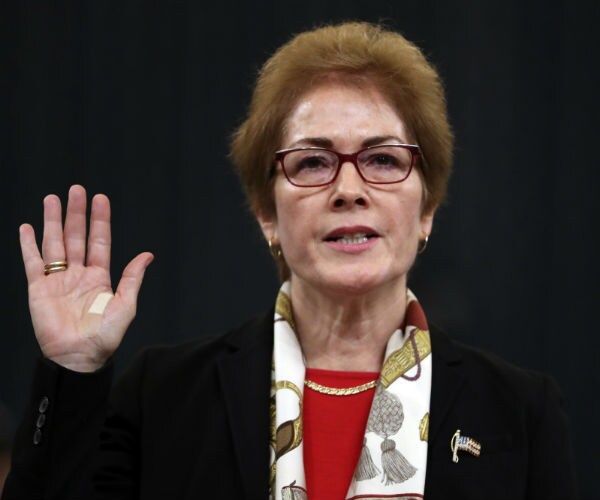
left=287, top=135, right=407, bottom=149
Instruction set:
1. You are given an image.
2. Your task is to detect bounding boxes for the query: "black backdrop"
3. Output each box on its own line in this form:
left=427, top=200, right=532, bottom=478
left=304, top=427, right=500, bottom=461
left=2, top=1, right=599, bottom=497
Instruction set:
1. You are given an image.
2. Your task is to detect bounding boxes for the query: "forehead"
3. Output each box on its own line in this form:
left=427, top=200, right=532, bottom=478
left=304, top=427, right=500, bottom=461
left=282, top=82, right=409, bottom=149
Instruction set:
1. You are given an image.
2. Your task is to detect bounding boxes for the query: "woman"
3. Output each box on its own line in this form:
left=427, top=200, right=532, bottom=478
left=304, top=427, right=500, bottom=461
left=3, top=22, right=576, bottom=500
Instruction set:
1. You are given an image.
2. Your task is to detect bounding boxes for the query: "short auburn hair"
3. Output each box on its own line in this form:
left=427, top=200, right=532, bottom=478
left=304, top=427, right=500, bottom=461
left=230, top=21, right=453, bottom=277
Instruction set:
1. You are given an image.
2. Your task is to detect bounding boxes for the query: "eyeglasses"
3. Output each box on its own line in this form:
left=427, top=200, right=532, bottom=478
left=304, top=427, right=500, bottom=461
left=273, top=144, right=421, bottom=187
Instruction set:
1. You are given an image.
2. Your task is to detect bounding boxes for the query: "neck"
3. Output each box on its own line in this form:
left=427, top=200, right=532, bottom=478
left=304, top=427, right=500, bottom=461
left=290, top=277, right=407, bottom=372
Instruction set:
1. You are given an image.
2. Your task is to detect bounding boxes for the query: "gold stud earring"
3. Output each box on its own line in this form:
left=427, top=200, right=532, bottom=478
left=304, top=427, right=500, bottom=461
left=417, top=235, right=429, bottom=254
left=268, top=238, right=282, bottom=259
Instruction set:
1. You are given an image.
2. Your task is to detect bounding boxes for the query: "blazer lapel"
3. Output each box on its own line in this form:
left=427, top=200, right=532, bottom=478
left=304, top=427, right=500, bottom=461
left=427, top=325, right=466, bottom=444
left=425, top=325, right=467, bottom=497
left=217, top=310, right=274, bottom=499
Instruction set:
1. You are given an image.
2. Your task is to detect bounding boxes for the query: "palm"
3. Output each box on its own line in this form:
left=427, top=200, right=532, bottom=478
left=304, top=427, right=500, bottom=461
left=29, top=265, right=110, bottom=356
left=20, top=186, right=153, bottom=372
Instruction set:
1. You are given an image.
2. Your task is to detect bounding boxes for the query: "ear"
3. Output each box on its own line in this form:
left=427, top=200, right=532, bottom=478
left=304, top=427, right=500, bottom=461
left=257, top=211, right=278, bottom=244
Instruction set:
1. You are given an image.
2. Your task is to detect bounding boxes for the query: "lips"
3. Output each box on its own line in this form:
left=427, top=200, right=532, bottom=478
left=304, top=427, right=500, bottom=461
left=324, top=226, right=379, bottom=244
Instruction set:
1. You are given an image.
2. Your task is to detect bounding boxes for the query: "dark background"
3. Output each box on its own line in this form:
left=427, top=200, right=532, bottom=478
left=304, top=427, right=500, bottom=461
left=2, top=1, right=599, bottom=497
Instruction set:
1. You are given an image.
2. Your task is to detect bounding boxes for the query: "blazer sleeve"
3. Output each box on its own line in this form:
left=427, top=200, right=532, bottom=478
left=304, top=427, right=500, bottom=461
left=2, top=358, right=114, bottom=499
left=526, top=373, right=578, bottom=500
left=2, top=351, right=153, bottom=500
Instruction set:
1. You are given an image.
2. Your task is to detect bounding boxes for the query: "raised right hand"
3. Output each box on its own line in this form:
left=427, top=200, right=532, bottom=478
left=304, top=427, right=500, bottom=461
left=19, top=185, right=154, bottom=372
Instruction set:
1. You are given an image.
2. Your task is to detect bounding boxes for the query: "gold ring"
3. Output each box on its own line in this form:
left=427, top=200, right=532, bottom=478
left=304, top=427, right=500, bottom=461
left=44, top=261, right=68, bottom=275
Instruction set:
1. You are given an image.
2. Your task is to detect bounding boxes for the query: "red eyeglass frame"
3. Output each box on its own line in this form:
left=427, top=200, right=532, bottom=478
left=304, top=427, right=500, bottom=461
left=273, top=143, right=421, bottom=187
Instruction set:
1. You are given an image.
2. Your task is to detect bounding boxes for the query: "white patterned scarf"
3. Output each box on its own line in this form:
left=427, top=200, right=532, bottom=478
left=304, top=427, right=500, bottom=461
left=269, top=281, right=432, bottom=500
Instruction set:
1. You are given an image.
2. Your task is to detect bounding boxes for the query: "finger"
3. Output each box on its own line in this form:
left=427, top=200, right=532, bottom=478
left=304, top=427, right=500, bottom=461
left=87, top=194, right=111, bottom=269
left=19, top=224, right=45, bottom=283
left=63, top=185, right=87, bottom=266
left=114, top=252, right=154, bottom=312
left=41, top=194, right=66, bottom=264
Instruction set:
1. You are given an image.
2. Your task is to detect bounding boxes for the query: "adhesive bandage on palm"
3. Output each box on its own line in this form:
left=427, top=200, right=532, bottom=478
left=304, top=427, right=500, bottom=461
left=81, top=292, right=114, bottom=337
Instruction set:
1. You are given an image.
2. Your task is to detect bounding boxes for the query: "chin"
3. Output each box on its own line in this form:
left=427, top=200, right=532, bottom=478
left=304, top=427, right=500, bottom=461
left=309, top=265, right=404, bottom=298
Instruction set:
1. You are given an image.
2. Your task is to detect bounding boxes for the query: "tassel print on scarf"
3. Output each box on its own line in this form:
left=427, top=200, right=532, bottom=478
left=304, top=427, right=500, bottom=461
left=380, top=438, right=417, bottom=485
left=354, top=438, right=380, bottom=481
left=359, top=387, right=417, bottom=484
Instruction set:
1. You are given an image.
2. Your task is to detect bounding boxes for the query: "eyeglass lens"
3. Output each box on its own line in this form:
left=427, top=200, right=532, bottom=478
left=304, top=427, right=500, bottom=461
left=282, top=145, right=414, bottom=186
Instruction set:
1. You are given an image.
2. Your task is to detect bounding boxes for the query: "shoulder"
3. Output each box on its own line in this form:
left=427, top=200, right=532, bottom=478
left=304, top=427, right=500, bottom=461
left=431, top=323, right=556, bottom=401
left=429, top=323, right=571, bottom=450
left=427, top=323, right=571, bottom=456
left=426, top=325, right=578, bottom=498
left=113, top=309, right=274, bottom=392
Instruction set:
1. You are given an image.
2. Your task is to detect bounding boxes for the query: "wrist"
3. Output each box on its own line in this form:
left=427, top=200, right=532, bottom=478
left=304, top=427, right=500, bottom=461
left=48, top=353, right=107, bottom=373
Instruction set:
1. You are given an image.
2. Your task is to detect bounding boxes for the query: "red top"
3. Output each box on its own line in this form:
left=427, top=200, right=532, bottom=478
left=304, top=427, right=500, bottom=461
left=303, top=368, right=378, bottom=500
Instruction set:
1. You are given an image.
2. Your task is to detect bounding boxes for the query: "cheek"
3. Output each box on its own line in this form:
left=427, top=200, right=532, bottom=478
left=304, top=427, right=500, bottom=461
left=390, top=184, right=422, bottom=217
left=273, top=188, right=307, bottom=247
left=384, top=195, right=424, bottom=246
left=278, top=199, right=313, bottom=246
left=399, top=181, right=427, bottom=230
left=271, top=182, right=290, bottom=237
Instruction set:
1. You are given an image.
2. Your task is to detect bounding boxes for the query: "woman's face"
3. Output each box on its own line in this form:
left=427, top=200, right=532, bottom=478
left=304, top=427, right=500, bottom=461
left=259, top=82, right=434, bottom=297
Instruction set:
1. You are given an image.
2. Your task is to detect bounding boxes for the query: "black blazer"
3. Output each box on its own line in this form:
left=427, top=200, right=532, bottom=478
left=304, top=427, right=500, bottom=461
left=3, top=310, right=577, bottom=500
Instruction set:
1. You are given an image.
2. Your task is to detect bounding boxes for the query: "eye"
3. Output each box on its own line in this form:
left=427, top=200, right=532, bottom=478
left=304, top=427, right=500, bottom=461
left=366, top=153, right=402, bottom=169
left=298, top=155, right=329, bottom=170
left=288, top=151, right=336, bottom=174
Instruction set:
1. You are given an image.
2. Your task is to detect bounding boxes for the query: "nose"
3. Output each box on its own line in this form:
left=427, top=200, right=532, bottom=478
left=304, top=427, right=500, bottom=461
left=329, top=160, right=369, bottom=209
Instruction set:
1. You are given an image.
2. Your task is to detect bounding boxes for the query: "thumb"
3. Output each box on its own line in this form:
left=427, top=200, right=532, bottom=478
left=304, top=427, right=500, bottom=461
left=114, top=252, right=154, bottom=312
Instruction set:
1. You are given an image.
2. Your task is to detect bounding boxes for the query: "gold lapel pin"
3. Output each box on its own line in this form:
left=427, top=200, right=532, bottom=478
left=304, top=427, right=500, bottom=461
left=450, top=429, right=482, bottom=463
